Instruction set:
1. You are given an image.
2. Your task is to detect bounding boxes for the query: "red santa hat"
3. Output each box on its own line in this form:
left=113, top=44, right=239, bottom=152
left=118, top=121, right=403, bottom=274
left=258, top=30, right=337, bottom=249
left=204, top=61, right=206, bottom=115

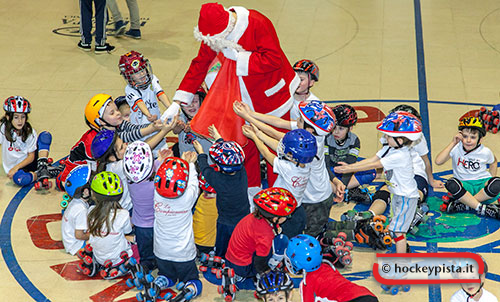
left=195, top=3, right=233, bottom=39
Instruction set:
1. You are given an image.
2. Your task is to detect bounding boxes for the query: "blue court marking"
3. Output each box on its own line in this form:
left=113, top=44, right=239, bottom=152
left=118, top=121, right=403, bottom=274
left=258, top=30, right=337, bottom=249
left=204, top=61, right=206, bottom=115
left=324, top=99, right=497, bottom=108
left=0, top=183, right=50, bottom=302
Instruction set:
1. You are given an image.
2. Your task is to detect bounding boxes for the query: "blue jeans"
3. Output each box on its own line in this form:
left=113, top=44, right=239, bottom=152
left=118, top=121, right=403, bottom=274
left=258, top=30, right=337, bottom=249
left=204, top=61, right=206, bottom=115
left=135, top=226, right=155, bottom=271
left=214, top=222, right=236, bottom=258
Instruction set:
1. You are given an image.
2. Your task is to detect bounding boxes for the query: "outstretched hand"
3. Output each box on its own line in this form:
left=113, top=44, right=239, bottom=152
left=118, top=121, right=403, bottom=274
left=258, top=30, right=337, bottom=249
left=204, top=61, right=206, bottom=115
left=157, top=148, right=173, bottom=163
left=241, top=124, right=256, bottom=139
left=192, top=140, right=204, bottom=154
left=233, top=101, right=251, bottom=120
left=208, top=124, right=222, bottom=141
left=182, top=151, right=198, bottom=163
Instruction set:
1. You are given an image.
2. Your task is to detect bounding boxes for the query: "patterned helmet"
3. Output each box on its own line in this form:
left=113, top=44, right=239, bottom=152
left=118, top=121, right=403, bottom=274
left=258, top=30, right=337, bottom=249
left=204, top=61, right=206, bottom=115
left=119, top=51, right=153, bottom=90
left=123, top=141, right=153, bottom=183
left=209, top=141, right=245, bottom=173
left=376, top=111, right=422, bottom=141
left=85, top=93, right=113, bottom=129
left=285, top=234, right=322, bottom=274
left=298, top=100, right=336, bottom=136
left=333, top=104, right=358, bottom=127
left=65, top=164, right=92, bottom=199
left=278, top=129, right=317, bottom=164
left=199, top=164, right=218, bottom=193
left=293, top=59, right=319, bottom=81
left=155, top=157, right=190, bottom=198
left=255, top=271, right=293, bottom=296
left=389, top=104, right=421, bottom=121
left=91, top=129, right=117, bottom=160
left=90, top=171, right=123, bottom=202
left=459, top=116, right=486, bottom=137
left=4, top=96, right=31, bottom=113
left=253, top=187, right=297, bottom=219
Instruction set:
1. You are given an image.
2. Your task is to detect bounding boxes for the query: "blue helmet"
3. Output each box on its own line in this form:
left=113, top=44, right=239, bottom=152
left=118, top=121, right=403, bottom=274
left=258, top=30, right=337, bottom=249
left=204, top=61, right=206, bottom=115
left=255, top=270, right=293, bottom=296
left=298, top=100, right=336, bottom=136
left=209, top=140, right=245, bottom=173
left=65, top=164, right=92, bottom=198
left=279, top=129, right=317, bottom=164
left=377, top=111, right=422, bottom=141
left=91, top=129, right=117, bottom=160
left=285, top=234, right=322, bottom=274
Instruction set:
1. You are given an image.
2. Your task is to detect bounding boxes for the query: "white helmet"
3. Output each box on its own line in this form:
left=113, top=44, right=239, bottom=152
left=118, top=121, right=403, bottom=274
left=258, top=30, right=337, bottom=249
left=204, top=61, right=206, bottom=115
left=124, top=141, right=153, bottom=183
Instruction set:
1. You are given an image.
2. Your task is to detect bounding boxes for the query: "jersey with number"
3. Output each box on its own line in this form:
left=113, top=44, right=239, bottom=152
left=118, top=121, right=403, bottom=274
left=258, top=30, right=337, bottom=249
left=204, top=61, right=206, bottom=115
left=376, top=145, right=419, bottom=198
left=125, top=74, right=163, bottom=126
left=450, top=142, right=494, bottom=181
left=450, top=288, right=498, bottom=302
left=0, top=124, right=37, bottom=174
left=61, top=198, right=89, bottom=255
left=290, top=92, right=319, bottom=121
left=88, top=207, right=133, bottom=266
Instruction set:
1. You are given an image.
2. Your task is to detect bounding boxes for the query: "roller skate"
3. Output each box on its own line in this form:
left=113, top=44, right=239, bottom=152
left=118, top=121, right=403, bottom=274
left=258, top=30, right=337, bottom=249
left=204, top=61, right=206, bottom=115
left=408, top=203, right=430, bottom=235
left=344, top=187, right=373, bottom=205
left=440, top=193, right=469, bottom=213
left=340, top=209, right=374, bottom=223
left=77, top=244, right=99, bottom=277
left=216, top=267, right=237, bottom=302
left=34, top=157, right=53, bottom=190
left=381, top=284, right=411, bottom=295
left=321, top=232, right=353, bottom=267
left=119, top=256, right=144, bottom=288
left=136, top=275, right=175, bottom=302
left=354, top=216, right=392, bottom=250
left=100, top=251, right=129, bottom=279
left=163, top=280, right=200, bottom=302
left=476, top=106, right=500, bottom=134
left=199, top=251, right=225, bottom=274
left=322, top=220, right=357, bottom=243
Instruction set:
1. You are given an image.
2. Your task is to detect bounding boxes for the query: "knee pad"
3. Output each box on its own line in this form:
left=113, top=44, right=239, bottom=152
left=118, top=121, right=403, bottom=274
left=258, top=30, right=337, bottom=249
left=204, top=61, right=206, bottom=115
left=484, top=177, right=500, bottom=198
left=13, top=170, right=34, bottom=186
left=445, top=177, right=466, bottom=200
left=185, top=279, right=202, bottom=297
left=373, top=190, right=391, bottom=205
left=37, top=131, right=52, bottom=151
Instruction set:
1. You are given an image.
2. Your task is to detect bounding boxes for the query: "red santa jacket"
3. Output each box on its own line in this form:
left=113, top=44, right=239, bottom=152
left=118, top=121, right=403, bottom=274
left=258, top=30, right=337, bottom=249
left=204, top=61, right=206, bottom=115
left=174, top=6, right=299, bottom=117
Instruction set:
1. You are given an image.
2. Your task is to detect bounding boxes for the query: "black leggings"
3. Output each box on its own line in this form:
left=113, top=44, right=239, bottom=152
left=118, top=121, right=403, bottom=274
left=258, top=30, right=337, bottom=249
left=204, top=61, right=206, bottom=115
left=349, top=295, right=379, bottom=302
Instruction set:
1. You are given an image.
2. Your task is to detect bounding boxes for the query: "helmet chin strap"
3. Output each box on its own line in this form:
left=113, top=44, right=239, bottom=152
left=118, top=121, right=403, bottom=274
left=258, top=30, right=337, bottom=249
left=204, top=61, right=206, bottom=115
left=461, top=281, right=484, bottom=301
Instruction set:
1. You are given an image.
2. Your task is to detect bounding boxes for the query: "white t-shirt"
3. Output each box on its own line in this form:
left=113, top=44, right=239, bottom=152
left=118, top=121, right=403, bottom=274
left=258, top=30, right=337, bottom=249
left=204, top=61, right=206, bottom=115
left=290, top=92, right=319, bottom=121
left=450, top=288, right=498, bottom=302
left=377, top=146, right=419, bottom=198
left=125, top=74, right=163, bottom=126
left=0, top=124, right=37, bottom=174
left=61, top=198, right=89, bottom=256
left=450, top=142, right=494, bottom=181
left=273, top=157, right=311, bottom=206
left=411, top=135, right=429, bottom=180
left=106, top=161, right=132, bottom=211
left=153, top=162, right=199, bottom=262
left=88, top=207, right=133, bottom=265
left=301, top=135, right=333, bottom=204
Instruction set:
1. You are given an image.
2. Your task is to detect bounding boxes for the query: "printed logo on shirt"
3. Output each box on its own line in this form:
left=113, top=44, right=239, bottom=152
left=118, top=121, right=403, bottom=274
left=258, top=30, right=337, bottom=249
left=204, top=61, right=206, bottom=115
left=8, top=146, right=22, bottom=152
left=383, top=170, right=396, bottom=188
left=154, top=202, right=189, bottom=216
left=291, top=176, right=308, bottom=188
left=457, top=157, right=481, bottom=171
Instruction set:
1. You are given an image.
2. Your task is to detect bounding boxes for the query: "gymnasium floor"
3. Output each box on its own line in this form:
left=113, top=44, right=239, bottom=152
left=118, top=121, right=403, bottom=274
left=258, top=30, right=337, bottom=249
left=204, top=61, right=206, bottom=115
left=1, top=0, right=500, bottom=301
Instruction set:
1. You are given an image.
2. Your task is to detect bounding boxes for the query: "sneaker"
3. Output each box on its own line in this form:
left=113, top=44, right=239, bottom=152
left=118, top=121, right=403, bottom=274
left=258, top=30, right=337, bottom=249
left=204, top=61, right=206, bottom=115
left=125, top=29, right=141, bottom=39
left=478, top=204, right=500, bottom=219
left=77, top=41, right=91, bottom=52
left=114, top=20, right=126, bottom=36
left=346, top=187, right=372, bottom=205
left=95, top=43, right=116, bottom=54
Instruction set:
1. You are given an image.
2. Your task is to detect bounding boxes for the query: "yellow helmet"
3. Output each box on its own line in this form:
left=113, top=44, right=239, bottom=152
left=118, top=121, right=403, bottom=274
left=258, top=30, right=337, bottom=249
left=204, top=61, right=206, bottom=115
left=458, top=116, right=485, bottom=137
left=85, top=93, right=113, bottom=129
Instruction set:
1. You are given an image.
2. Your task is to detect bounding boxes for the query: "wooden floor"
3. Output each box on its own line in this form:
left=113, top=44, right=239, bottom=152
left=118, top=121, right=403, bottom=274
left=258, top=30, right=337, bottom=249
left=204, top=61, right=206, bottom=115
left=1, top=0, right=499, bottom=301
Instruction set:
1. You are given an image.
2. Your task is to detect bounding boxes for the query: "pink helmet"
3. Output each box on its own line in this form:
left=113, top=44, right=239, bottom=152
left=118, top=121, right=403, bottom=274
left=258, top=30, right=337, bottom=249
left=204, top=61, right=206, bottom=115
left=123, top=141, right=154, bottom=183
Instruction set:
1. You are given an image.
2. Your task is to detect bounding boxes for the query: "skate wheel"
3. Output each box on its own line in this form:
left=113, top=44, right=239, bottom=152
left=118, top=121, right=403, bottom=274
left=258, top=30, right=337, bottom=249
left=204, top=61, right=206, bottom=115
left=176, top=281, right=185, bottom=290
left=383, top=235, right=392, bottom=245
left=136, top=293, right=145, bottom=302
left=60, top=200, right=68, bottom=208
left=335, top=246, right=345, bottom=257
left=333, top=237, right=344, bottom=247
left=100, top=270, right=108, bottom=278
left=493, top=127, right=499, bottom=134
left=134, top=279, right=143, bottom=290
left=148, top=288, right=157, bottom=298
left=403, top=285, right=411, bottom=292
left=199, top=266, right=208, bottom=272
left=214, top=256, right=222, bottom=263
left=341, top=255, right=352, bottom=266
left=146, top=274, right=154, bottom=283
left=200, top=253, right=208, bottom=262
left=136, top=271, right=144, bottom=279
left=103, top=259, right=112, bottom=268
left=218, top=285, right=224, bottom=294
left=441, top=195, right=449, bottom=202
left=390, top=286, right=399, bottom=295
left=374, top=222, right=383, bottom=232
left=440, top=203, right=448, bottom=212
left=83, top=255, right=93, bottom=265
left=120, top=251, right=128, bottom=260
left=164, top=293, right=173, bottom=300
left=84, top=244, right=93, bottom=253
left=224, top=294, right=233, bottom=302
left=216, top=269, right=222, bottom=279
left=82, top=267, right=90, bottom=275
left=228, top=268, right=235, bottom=278
left=373, top=215, right=386, bottom=223
left=230, top=284, right=237, bottom=294
left=110, top=269, right=119, bottom=277
left=129, top=257, right=137, bottom=265
left=336, top=231, right=347, bottom=241
left=344, top=241, right=354, bottom=251
left=34, top=182, right=41, bottom=190
left=381, top=284, right=390, bottom=291
left=125, top=278, right=135, bottom=288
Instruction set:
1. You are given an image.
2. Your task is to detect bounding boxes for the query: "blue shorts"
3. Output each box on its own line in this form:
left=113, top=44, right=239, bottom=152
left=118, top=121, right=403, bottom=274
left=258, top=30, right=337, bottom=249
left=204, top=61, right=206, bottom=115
left=414, top=175, right=429, bottom=202
left=333, top=169, right=376, bottom=186
left=155, top=258, right=199, bottom=283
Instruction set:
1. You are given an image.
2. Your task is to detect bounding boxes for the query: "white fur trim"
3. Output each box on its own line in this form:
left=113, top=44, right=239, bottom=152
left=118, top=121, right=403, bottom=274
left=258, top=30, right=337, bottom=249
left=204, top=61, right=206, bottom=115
left=226, top=7, right=249, bottom=43
left=238, top=77, right=255, bottom=113
left=265, top=74, right=300, bottom=117
left=265, top=78, right=285, bottom=97
left=173, top=90, right=194, bottom=106
left=236, top=51, right=251, bottom=76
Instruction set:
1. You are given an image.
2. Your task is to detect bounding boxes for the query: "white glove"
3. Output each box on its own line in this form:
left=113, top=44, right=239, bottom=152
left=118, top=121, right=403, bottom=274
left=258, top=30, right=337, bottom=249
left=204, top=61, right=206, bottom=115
left=161, top=102, right=180, bottom=123
left=222, top=47, right=238, bottom=61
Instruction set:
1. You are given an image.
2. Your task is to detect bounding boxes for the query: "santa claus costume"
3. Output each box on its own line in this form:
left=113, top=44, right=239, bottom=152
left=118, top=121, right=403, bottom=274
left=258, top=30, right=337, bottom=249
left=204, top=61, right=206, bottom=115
left=173, top=3, right=300, bottom=190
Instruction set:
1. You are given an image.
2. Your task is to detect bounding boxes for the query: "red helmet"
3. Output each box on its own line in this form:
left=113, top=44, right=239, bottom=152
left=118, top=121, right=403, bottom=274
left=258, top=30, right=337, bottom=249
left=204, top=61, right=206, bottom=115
left=253, top=187, right=297, bottom=218
left=333, top=104, right=358, bottom=127
left=119, top=51, right=152, bottom=90
left=198, top=164, right=218, bottom=193
left=154, top=157, right=190, bottom=198
left=293, top=59, right=319, bottom=81
left=4, top=96, right=31, bottom=113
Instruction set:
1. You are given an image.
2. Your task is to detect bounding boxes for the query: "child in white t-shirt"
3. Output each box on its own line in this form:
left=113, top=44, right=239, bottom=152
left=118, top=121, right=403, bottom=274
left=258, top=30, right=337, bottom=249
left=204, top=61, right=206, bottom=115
left=61, top=164, right=92, bottom=256
left=290, top=59, right=320, bottom=121
left=335, top=111, right=422, bottom=253
left=435, top=117, right=499, bottom=219
left=152, top=152, right=202, bottom=296
left=450, top=256, right=498, bottom=302
left=242, top=125, right=317, bottom=238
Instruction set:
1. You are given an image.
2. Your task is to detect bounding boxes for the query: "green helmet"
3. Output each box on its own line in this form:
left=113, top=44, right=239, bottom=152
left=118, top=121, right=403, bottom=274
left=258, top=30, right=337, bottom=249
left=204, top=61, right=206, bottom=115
left=91, top=171, right=123, bottom=202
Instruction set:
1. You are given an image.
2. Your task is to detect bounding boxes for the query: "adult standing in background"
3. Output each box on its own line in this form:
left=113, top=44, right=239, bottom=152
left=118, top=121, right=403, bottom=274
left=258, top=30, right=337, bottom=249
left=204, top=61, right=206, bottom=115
left=78, top=0, right=115, bottom=54
left=106, top=0, right=142, bottom=39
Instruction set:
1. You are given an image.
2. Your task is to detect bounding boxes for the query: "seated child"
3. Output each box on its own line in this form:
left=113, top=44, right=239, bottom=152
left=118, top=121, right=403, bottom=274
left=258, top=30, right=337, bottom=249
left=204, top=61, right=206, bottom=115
left=450, top=256, right=498, bottom=302
left=152, top=153, right=202, bottom=296
left=285, top=234, right=378, bottom=302
left=193, top=169, right=218, bottom=255
left=255, top=270, right=294, bottom=302
left=61, top=164, right=92, bottom=255
left=1, top=96, right=59, bottom=186
left=435, top=117, right=499, bottom=218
